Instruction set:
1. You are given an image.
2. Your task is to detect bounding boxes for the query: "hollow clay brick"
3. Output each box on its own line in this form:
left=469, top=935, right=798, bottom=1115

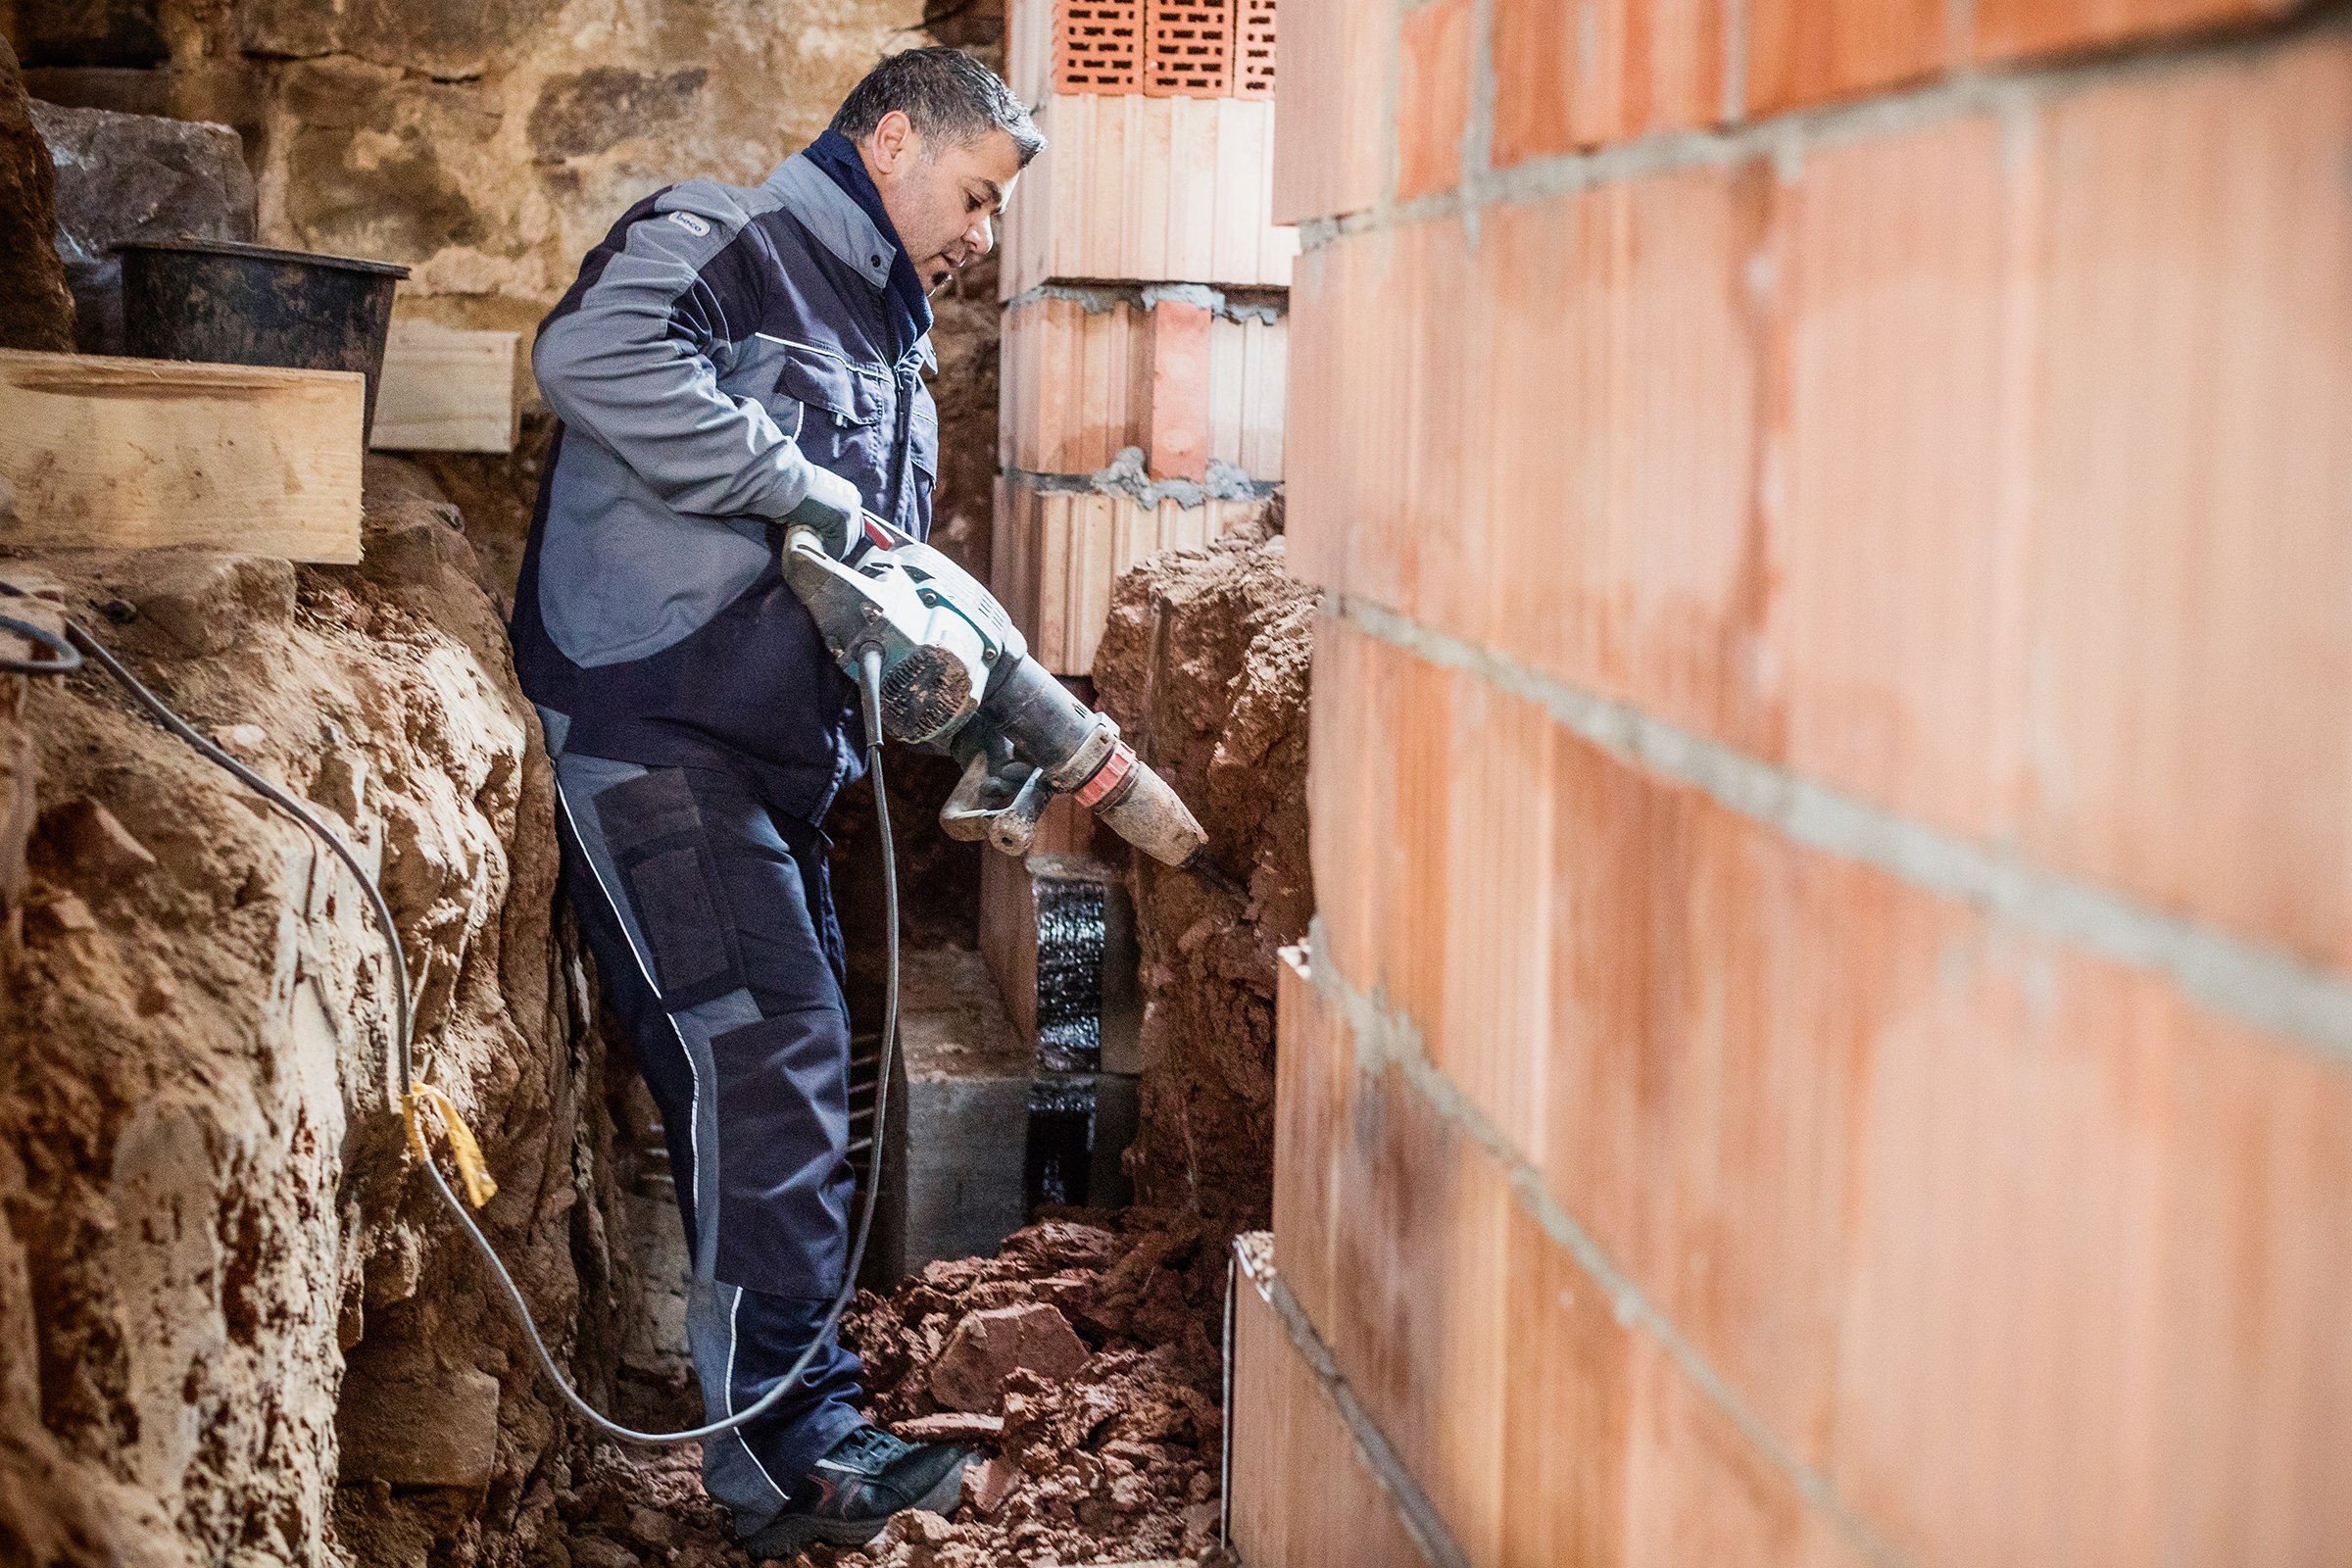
left=2016, top=36, right=2352, bottom=971
left=1145, top=0, right=1238, bottom=97
left=1056, top=0, right=1148, bottom=93
left=993, top=474, right=1265, bottom=674
left=1270, top=947, right=1345, bottom=1336
left=1001, top=92, right=1298, bottom=295
left=1769, top=113, right=2027, bottom=848
left=1491, top=0, right=1729, bottom=163
left=1300, top=35, right=2352, bottom=971
left=1238, top=0, right=1280, bottom=98
left=1269, top=0, right=1388, bottom=223
left=1972, top=0, right=2284, bottom=69
left=1324, top=1056, right=1510, bottom=1567
left=1144, top=296, right=1213, bottom=479
left=1744, top=0, right=1949, bottom=116
left=1311, top=617, right=2352, bottom=1566
left=1396, top=0, right=1472, bottom=201
left=1000, top=294, right=1286, bottom=482
left=1227, top=1245, right=1436, bottom=1568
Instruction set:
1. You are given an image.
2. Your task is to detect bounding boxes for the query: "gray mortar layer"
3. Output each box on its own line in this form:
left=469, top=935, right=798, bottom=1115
left=1296, top=5, right=2349, bottom=251
left=1002, top=279, right=1287, bottom=323
left=1300, top=923, right=1913, bottom=1568
left=1335, top=594, right=2352, bottom=1069
left=1013, top=449, right=1280, bottom=509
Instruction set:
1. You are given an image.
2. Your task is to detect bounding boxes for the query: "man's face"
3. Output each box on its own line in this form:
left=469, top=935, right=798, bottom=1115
left=862, top=113, right=1025, bottom=291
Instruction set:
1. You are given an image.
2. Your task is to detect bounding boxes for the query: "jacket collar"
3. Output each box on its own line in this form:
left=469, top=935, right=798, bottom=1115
left=761, top=153, right=895, bottom=294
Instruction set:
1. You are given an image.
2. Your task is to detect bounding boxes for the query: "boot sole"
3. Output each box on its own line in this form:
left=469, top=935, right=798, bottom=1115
left=741, top=1453, right=970, bottom=1559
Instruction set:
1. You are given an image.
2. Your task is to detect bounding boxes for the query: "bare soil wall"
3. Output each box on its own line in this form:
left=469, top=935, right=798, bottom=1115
left=0, top=460, right=617, bottom=1568
left=1092, top=514, right=1314, bottom=1225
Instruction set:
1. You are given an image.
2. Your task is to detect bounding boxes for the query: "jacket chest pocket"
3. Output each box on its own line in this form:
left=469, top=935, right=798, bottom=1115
left=770, top=341, right=893, bottom=492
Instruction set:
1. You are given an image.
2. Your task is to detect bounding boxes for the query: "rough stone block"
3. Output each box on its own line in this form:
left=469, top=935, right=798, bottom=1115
left=29, top=101, right=255, bottom=357
left=334, top=1361, right=503, bottom=1490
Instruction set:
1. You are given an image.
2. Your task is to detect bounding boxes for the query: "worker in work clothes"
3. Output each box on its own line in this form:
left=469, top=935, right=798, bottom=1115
left=510, top=48, right=1040, bottom=1556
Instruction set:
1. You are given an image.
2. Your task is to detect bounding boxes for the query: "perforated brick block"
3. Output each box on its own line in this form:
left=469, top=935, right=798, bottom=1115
left=1055, top=0, right=1146, bottom=93
left=1238, top=0, right=1278, bottom=96
left=1147, top=0, right=1238, bottom=97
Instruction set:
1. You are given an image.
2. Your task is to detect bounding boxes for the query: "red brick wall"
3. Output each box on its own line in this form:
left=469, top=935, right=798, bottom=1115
left=1241, top=3, right=2352, bottom=1564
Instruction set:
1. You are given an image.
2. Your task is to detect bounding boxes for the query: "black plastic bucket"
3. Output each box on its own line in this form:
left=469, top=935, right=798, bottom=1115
left=118, top=237, right=411, bottom=440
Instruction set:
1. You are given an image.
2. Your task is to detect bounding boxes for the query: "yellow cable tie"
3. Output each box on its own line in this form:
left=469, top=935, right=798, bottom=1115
left=402, top=1085, right=500, bottom=1209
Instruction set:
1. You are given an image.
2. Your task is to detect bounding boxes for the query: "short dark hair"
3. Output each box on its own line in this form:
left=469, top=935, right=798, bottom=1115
left=832, top=47, right=1045, bottom=167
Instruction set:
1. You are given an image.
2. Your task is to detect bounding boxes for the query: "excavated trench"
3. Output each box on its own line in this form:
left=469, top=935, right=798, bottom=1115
left=0, top=48, right=1313, bottom=1568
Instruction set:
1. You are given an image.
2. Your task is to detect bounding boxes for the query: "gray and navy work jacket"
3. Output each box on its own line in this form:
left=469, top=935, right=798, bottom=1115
left=512, top=153, right=938, bottom=822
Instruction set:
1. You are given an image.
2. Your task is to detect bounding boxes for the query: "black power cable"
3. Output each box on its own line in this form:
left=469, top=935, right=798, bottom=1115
left=4, top=584, right=903, bottom=1449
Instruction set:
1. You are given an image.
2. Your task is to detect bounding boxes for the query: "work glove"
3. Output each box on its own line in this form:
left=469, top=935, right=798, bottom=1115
left=784, top=465, right=862, bottom=559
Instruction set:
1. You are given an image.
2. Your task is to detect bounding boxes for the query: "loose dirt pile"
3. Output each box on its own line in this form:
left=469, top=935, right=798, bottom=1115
left=555, top=1211, right=1233, bottom=1567
left=1091, top=514, right=1314, bottom=1224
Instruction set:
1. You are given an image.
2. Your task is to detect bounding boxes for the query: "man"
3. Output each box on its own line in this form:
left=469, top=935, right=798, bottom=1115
left=510, top=49, right=1041, bottom=1555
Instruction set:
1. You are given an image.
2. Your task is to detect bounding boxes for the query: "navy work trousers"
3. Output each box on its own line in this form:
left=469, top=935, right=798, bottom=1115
left=553, top=747, right=864, bottom=1534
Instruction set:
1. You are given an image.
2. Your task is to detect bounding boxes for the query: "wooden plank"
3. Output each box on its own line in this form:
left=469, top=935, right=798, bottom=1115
left=0, top=349, right=364, bottom=564
left=368, top=320, right=518, bottom=454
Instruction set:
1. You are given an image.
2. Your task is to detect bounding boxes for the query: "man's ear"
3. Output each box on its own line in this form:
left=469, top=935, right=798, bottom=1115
left=869, top=109, right=917, bottom=176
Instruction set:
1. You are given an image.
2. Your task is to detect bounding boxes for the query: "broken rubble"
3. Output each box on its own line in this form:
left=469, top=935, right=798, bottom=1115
left=929, top=1302, right=1091, bottom=1414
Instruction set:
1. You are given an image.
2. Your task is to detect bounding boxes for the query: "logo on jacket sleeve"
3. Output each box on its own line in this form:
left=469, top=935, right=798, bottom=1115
left=668, top=211, right=712, bottom=237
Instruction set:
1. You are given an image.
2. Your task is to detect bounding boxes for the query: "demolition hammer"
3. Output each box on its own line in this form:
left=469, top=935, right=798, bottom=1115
left=779, top=513, right=1208, bottom=872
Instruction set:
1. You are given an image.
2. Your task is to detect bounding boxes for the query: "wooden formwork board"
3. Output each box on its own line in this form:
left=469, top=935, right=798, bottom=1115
left=992, top=475, right=1266, bottom=676
left=368, top=320, right=518, bottom=454
left=0, top=349, right=364, bottom=564
left=1001, top=93, right=1298, bottom=295
left=1000, top=293, right=1287, bottom=482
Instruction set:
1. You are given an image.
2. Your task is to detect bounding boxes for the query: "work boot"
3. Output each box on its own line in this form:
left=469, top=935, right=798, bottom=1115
left=740, top=1424, right=970, bottom=1557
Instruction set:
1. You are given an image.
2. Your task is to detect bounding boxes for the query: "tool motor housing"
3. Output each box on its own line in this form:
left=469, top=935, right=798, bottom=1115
left=780, top=518, right=1208, bottom=868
